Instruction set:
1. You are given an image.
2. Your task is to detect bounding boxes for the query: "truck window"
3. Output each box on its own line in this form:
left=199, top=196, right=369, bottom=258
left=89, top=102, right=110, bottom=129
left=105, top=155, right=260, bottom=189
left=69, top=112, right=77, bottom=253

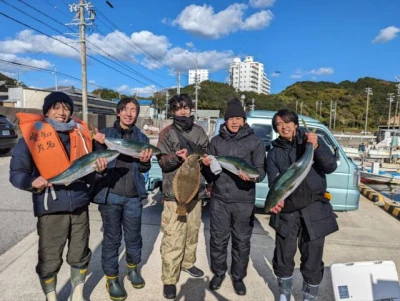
left=251, top=123, right=273, bottom=150
left=307, top=126, right=336, bottom=155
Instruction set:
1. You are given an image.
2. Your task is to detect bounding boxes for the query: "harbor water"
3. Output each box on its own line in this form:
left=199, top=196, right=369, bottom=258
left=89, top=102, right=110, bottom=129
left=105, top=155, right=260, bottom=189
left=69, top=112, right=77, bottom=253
left=367, top=183, right=400, bottom=202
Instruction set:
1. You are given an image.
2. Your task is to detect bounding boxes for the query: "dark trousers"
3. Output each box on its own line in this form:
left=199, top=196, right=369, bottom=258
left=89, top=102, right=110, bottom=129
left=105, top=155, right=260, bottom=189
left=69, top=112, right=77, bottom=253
left=36, top=207, right=91, bottom=279
left=209, top=199, right=254, bottom=281
left=99, top=193, right=143, bottom=276
left=273, top=212, right=325, bottom=285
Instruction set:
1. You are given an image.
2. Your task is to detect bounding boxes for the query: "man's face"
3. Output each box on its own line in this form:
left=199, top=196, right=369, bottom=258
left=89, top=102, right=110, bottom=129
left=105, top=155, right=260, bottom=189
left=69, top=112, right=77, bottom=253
left=173, top=104, right=191, bottom=117
left=226, top=117, right=245, bottom=133
left=45, top=102, right=71, bottom=123
left=117, top=102, right=138, bottom=129
left=275, top=115, right=297, bottom=141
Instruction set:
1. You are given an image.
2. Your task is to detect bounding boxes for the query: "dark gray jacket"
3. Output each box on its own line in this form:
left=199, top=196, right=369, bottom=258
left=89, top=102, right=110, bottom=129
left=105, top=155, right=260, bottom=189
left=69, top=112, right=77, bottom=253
left=207, top=123, right=266, bottom=203
left=157, top=122, right=209, bottom=202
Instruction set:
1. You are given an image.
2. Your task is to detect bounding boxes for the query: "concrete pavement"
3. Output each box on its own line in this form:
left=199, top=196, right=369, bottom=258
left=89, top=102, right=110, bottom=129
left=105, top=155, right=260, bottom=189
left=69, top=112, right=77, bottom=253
left=0, top=190, right=400, bottom=301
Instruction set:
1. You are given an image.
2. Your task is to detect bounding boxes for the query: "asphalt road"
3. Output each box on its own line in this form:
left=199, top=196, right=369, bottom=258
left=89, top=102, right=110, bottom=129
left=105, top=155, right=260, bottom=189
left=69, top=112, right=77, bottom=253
left=1, top=154, right=400, bottom=300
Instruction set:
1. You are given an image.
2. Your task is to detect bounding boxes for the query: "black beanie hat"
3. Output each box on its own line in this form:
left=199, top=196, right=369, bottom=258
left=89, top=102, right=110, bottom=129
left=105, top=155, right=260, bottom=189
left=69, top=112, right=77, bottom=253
left=224, top=97, right=246, bottom=120
left=43, top=91, right=74, bottom=115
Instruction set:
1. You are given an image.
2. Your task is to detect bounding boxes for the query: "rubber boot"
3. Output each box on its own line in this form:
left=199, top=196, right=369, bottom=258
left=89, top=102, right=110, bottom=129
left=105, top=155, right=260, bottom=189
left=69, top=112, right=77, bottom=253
left=302, top=281, right=319, bottom=301
left=40, top=275, right=58, bottom=301
left=105, top=275, right=127, bottom=301
left=277, top=276, right=293, bottom=301
left=127, top=263, right=145, bottom=289
left=68, top=267, right=87, bottom=301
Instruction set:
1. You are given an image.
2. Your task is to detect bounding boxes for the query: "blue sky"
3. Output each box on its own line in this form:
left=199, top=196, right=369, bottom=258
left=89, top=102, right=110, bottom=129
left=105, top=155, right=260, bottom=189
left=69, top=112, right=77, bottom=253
left=0, top=0, right=399, bottom=96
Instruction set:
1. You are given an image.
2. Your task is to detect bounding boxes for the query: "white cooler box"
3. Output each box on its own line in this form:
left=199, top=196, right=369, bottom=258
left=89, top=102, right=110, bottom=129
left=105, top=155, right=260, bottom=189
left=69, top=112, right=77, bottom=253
left=331, top=261, right=400, bottom=301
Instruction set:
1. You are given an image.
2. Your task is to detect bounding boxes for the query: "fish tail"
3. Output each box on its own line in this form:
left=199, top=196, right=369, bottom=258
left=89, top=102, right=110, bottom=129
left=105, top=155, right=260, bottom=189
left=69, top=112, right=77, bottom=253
left=176, top=203, right=187, bottom=216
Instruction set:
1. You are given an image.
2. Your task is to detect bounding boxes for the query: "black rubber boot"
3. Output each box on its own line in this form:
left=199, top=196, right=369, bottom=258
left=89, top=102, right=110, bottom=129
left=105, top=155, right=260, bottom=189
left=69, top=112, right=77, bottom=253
left=127, top=263, right=145, bottom=289
left=40, top=275, right=58, bottom=301
left=105, top=275, right=127, bottom=301
left=278, top=276, right=293, bottom=301
left=69, top=267, right=87, bottom=301
left=302, top=281, right=319, bottom=301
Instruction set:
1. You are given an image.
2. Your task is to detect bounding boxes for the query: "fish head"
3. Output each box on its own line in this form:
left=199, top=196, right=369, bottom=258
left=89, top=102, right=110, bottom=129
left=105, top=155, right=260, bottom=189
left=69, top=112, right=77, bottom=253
left=186, top=154, right=201, bottom=167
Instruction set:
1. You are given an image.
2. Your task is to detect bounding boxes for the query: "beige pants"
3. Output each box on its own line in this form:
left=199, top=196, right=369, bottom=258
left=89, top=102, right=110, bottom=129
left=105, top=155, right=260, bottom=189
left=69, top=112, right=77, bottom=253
left=160, top=199, right=202, bottom=284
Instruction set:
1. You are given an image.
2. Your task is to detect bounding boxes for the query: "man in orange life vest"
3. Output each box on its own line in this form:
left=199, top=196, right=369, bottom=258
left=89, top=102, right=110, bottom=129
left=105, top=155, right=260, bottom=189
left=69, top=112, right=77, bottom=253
left=9, top=91, right=107, bottom=301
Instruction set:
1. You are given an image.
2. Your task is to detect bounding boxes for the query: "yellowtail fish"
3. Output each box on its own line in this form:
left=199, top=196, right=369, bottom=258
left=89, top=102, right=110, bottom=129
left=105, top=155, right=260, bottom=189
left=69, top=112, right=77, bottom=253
left=48, top=149, right=119, bottom=186
left=104, top=137, right=162, bottom=158
left=264, top=143, right=314, bottom=213
left=216, top=156, right=259, bottom=181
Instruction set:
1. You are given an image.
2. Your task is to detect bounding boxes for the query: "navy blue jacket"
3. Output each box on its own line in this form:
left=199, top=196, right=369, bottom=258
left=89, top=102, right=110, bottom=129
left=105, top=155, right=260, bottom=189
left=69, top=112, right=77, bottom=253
left=91, top=121, right=150, bottom=203
left=10, top=136, right=91, bottom=217
left=267, top=128, right=339, bottom=240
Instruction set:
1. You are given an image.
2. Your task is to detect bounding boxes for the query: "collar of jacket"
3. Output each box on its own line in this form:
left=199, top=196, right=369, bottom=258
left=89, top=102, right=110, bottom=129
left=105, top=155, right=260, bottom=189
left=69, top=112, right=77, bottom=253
left=113, top=119, right=136, bottom=138
left=272, top=128, right=307, bottom=149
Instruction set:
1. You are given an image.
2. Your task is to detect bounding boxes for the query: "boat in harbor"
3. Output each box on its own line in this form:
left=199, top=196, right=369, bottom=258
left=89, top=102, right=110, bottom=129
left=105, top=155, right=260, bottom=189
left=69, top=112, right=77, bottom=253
left=360, top=168, right=400, bottom=185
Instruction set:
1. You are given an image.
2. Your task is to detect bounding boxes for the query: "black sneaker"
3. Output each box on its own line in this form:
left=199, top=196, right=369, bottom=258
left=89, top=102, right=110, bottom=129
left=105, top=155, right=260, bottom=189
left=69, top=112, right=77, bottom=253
left=163, top=284, right=176, bottom=299
left=233, top=279, right=246, bottom=296
left=182, top=266, right=204, bottom=278
left=209, top=274, right=225, bottom=290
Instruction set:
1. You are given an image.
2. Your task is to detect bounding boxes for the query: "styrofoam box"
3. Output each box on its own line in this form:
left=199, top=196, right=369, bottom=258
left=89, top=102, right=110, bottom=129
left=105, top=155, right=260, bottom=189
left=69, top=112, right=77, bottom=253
left=331, top=261, right=400, bottom=300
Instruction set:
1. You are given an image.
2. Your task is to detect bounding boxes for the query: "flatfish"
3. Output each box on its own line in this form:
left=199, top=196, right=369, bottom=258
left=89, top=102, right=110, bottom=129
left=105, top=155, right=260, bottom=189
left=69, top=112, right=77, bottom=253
left=173, top=154, right=201, bottom=216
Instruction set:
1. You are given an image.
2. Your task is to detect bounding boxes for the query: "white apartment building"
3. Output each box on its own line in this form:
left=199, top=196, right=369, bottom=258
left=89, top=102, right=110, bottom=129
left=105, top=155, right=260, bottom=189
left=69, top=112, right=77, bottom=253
left=188, top=69, right=209, bottom=85
left=229, top=56, right=271, bottom=95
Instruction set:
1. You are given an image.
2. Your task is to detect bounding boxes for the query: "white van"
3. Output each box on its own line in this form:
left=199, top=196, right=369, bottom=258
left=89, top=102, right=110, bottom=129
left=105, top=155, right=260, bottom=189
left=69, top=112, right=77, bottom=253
left=214, top=110, right=360, bottom=211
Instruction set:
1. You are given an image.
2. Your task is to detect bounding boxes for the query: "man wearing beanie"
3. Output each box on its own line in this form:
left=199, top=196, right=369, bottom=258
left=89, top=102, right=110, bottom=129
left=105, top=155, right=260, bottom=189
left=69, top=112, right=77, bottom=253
left=157, top=94, right=210, bottom=299
left=10, top=91, right=107, bottom=301
left=205, top=97, right=266, bottom=296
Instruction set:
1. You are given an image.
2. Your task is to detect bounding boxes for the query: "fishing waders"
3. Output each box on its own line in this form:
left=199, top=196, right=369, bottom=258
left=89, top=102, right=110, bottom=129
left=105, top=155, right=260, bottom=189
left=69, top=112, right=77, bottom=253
left=278, top=276, right=293, bottom=301
left=68, top=267, right=87, bottom=301
left=40, top=275, right=57, bottom=301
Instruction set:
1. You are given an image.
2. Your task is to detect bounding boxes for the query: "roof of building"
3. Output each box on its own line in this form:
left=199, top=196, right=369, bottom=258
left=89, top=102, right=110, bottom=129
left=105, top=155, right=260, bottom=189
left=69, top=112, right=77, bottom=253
left=138, top=99, right=153, bottom=106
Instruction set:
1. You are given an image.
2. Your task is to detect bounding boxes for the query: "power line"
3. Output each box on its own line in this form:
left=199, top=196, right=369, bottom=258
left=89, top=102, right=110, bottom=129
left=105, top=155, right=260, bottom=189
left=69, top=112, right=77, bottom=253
left=0, top=11, right=160, bottom=88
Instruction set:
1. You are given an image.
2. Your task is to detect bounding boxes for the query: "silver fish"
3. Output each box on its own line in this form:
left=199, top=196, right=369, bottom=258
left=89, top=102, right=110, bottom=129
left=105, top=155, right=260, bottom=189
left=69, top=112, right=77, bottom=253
left=216, top=156, right=259, bottom=181
left=104, top=137, right=161, bottom=158
left=48, top=149, right=120, bottom=185
left=264, top=143, right=314, bottom=213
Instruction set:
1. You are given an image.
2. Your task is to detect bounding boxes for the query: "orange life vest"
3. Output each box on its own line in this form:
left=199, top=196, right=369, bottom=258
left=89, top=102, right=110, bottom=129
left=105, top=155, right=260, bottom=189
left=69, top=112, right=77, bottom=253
left=17, top=113, right=93, bottom=179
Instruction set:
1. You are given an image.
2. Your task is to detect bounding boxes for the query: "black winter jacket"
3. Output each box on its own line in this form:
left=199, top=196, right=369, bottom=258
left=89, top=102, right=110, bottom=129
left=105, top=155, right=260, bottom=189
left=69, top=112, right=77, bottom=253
left=267, top=128, right=339, bottom=240
left=207, top=123, right=266, bottom=203
left=91, top=120, right=150, bottom=203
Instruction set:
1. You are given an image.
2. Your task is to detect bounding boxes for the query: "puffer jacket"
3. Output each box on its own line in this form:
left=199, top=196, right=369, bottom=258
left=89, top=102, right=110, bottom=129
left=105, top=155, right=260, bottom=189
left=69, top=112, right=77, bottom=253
left=267, top=128, right=339, bottom=240
left=207, top=123, right=266, bottom=203
left=10, top=134, right=91, bottom=217
left=266, top=128, right=337, bottom=212
left=91, top=120, right=150, bottom=203
left=157, top=122, right=209, bottom=202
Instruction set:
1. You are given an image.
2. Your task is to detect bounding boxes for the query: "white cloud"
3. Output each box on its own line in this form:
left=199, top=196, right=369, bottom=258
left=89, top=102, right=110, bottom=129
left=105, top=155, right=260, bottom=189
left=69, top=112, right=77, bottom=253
left=130, top=85, right=157, bottom=97
left=242, top=10, right=273, bottom=30
left=249, top=0, right=275, bottom=8
left=372, top=26, right=400, bottom=43
left=0, top=29, right=235, bottom=85
left=0, top=53, right=53, bottom=73
left=290, top=69, right=304, bottom=79
left=309, top=67, right=334, bottom=75
left=291, top=67, right=334, bottom=79
left=116, top=85, right=130, bottom=92
left=172, top=4, right=273, bottom=39
left=270, top=71, right=281, bottom=77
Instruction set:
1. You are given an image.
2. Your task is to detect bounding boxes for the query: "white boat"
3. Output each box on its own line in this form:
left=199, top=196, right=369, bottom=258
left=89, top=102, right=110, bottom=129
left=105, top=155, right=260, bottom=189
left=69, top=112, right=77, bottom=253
left=343, top=146, right=400, bottom=160
left=360, top=169, right=400, bottom=185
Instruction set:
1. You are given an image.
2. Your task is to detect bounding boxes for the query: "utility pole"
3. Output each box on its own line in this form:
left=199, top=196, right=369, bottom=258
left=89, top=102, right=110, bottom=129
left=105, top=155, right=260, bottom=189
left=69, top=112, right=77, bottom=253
left=319, top=101, right=322, bottom=119
left=250, top=98, right=255, bottom=111
left=177, top=72, right=180, bottom=95
left=68, top=0, right=95, bottom=123
left=194, top=60, right=199, bottom=120
left=364, top=87, right=372, bottom=134
left=396, top=77, right=400, bottom=127
left=165, top=91, right=169, bottom=119
left=333, top=101, right=337, bottom=130
left=388, top=93, right=395, bottom=128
